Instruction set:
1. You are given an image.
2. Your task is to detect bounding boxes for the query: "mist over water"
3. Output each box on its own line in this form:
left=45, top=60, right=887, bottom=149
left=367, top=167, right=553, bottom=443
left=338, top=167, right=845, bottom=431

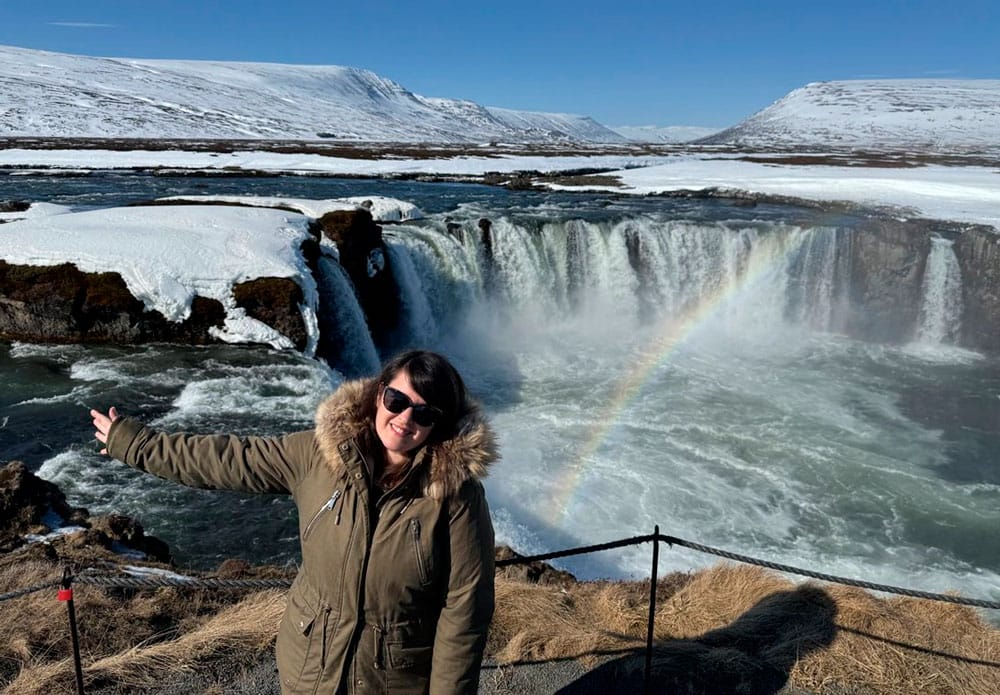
left=2, top=174, right=998, bottom=608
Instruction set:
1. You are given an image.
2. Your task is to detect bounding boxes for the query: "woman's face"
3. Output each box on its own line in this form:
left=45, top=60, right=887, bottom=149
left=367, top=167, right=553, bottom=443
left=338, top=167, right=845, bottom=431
left=375, top=370, right=435, bottom=462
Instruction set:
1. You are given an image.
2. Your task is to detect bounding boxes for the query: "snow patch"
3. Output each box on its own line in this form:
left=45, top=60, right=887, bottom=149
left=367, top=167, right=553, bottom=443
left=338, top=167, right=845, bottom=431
left=0, top=205, right=318, bottom=349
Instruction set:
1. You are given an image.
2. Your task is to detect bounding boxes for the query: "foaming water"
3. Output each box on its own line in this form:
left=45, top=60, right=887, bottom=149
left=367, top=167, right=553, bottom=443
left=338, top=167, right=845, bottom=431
left=2, top=178, right=997, bottom=609
left=5, top=343, right=336, bottom=566
left=480, top=323, right=1000, bottom=602
left=153, top=361, right=339, bottom=429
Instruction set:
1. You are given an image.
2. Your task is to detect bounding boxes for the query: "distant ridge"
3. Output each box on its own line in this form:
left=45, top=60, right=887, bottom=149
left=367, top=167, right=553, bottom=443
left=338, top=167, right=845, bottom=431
left=698, top=79, right=1000, bottom=153
left=0, top=45, right=627, bottom=144
left=610, top=125, right=721, bottom=144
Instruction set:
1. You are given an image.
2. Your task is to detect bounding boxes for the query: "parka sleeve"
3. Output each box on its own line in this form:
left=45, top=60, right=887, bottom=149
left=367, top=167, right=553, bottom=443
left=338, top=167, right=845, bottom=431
left=430, top=479, right=495, bottom=694
left=105, top=416, right=314, bottom=494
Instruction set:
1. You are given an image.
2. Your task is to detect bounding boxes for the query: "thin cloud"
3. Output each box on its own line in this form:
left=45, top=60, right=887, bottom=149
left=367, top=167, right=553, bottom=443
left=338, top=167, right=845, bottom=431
left=48, top=22, right=118, bottom=29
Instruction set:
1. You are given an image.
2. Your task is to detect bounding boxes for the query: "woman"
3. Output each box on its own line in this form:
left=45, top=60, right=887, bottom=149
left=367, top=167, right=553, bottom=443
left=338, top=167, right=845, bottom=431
left=91, top=350, right=498, bottom=694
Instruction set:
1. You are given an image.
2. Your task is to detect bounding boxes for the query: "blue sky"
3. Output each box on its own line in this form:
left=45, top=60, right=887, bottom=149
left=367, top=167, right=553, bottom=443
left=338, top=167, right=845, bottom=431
left=1, top=0, right=997, bottom=128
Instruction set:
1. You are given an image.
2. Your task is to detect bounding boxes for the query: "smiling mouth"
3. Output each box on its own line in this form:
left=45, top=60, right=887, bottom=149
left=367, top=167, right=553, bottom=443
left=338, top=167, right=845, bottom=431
left=390, top=423, right=411, bottom=437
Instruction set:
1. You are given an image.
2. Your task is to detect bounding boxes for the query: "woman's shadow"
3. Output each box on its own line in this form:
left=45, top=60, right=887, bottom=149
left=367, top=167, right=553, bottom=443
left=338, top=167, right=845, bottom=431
left=556, top=584, right=838, bottom=694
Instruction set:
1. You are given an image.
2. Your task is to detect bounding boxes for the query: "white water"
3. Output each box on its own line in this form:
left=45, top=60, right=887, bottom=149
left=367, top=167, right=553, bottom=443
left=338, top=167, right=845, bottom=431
left=375, top=213, right=1000, bottom=603
left=385, top=215, right=845, bottom=340
left=15, top=207, right=1000, bottom=610
left=916, top=237, right=963, bottom=344
left=315, top=251, right=380, bottom=376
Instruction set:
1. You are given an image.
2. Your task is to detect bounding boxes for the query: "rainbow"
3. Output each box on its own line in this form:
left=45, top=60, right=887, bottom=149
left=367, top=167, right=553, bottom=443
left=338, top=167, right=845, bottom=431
left=549, top=227, right=822, bottom=526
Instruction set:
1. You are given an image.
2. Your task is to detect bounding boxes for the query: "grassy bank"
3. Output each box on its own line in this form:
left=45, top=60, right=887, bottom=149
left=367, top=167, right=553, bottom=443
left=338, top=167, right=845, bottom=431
left=2, top=556, right=997, bottom=694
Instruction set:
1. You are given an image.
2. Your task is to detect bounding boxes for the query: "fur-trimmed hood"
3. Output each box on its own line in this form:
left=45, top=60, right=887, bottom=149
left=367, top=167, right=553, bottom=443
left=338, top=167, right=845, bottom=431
left=314, top=378, right=498, bottom=499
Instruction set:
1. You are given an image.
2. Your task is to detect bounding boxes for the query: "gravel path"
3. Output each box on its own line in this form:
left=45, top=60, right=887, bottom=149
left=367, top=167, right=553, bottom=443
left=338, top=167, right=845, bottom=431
left=88, top=652, right=823, bottom=694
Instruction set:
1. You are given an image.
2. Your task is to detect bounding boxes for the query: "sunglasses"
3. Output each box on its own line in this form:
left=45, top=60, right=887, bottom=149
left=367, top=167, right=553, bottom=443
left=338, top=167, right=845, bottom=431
left=381, top=386, right=442, bottom=428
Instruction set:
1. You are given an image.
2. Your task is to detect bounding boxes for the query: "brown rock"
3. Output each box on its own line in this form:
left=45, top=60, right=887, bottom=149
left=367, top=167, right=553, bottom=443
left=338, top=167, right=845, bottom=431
left=0, top=200, right=30, bottom=213
left=317, top=209, right=399, bottom=342
left=0, top=260, right=226, bottom=345
left=0, top=461, right=89, bottom=552
left=494, top=544, right=577, bottom=587
left=0, top=462, right=171, bottom=563
left=89, top=514, right=172, bottom=564
left=233, top=276, right=307, bottom=350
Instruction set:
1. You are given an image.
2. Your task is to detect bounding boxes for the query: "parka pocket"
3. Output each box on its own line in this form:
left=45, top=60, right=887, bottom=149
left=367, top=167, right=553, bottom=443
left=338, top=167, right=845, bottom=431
left=385, top=620, right=434, bottom=673
left=302, top=489, right=342, bottom=541
left=409, top=518, right=433, bottom=587
left=387, top=642, right=434, bottom=671
left=276, top=580, right=324, bottom=691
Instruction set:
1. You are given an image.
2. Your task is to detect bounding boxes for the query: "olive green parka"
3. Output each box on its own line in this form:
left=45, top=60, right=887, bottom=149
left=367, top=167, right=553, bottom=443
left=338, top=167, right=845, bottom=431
left=105, top=379, right=498, bottom=695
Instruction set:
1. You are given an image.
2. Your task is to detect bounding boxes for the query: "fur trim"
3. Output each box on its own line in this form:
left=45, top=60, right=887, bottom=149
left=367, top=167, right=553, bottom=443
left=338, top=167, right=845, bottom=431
left=314, top=378, right=498, bottom=499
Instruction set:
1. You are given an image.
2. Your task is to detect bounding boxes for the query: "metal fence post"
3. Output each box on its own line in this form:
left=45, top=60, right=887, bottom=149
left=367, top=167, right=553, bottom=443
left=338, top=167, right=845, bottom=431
left=645, top=526, right=660, bottom=695
left=59, top=567, right=86, bottom=695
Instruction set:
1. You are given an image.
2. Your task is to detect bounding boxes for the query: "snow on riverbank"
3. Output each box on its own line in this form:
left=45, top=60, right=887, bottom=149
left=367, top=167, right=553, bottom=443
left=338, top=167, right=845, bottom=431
left=592, top=155, right=1000, bottom=231
left=0, top=205, right=318, bottom=349
left=0, top=194, right=424, bottom=352
left=1, top=148, right=997, bottom=232
left=155, top=194, right=424, bottom=221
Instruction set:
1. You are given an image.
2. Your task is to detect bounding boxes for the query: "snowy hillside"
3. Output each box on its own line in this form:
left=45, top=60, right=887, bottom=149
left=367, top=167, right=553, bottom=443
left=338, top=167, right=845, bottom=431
left=699, top=80, right=1000, bottom=153
left=0, top=45, right=626, bottom=144
left=610, top=125, right=720, bottom=143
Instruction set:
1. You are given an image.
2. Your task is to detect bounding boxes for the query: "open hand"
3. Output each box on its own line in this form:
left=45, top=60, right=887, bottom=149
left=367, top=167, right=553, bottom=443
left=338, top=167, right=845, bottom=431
left=90, top=407, right=119, bottom=455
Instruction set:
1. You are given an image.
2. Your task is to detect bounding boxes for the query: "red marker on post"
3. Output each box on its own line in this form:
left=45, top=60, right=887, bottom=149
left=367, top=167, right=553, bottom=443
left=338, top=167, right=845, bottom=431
left=59, top=567, right=85, bottom=694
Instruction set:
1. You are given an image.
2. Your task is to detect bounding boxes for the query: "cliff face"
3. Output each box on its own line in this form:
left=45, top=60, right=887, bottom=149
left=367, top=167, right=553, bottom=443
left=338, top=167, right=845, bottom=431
left=2, top=203, right=999, bottom=355
left=840, top=218, right=931, bottom=344
left=955, top=228, right=1000, bottom=351
left=0, top=260, right=227, bottom=345
left=0, top=208, right=397, bottom=366
left=834, top=218, right=1000, bottom=351
left=316, top=208, right=399, bottom=344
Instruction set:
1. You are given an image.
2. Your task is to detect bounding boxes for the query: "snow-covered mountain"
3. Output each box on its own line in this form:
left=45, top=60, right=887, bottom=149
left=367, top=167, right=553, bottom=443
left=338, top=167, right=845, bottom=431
left=610, top=124, right=721, bottom=144
left=699, top=79, right=1000, bottom=153
left=0, top=45, right=626, bottom=144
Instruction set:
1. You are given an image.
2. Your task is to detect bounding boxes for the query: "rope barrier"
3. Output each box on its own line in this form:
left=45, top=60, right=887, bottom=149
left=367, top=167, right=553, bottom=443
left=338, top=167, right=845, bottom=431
left=657, top=534, right=1000, bottom=610
left=1, top=529, right=996, bottom=695
left=495, top=533, right=657, bottom=566
left=74, top=575, right=293, bottom=590
left=0, top=578, right=62, bottom=602
left=497, top=533, right=1000, bottom=610
left=2, top=531, right=998, bottom=610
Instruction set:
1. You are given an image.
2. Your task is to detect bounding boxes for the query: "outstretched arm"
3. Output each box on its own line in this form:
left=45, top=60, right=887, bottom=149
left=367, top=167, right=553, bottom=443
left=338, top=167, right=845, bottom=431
left=90, top=407, right=119, bottom=455
left=87, top=407, right=313, bottom=495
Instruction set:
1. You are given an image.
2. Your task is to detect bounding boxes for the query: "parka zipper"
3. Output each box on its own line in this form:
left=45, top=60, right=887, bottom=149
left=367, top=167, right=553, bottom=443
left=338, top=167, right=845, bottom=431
left=410, top=518, right=430, bottom=585
left=303, top=489, right=342, bottom=540
left=319, top=606, right=332, bottom=669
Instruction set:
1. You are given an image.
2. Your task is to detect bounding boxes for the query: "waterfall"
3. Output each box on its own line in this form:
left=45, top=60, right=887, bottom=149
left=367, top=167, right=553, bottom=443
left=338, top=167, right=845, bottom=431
left=377, top=214, right=844, bottom=343
left=916, top=237, right=963, bottom=344
left=786, top=227, right=840, bottom=330
left=314, top=252, right=380, bottom=376
left=383, top=224, right=483, bottom=344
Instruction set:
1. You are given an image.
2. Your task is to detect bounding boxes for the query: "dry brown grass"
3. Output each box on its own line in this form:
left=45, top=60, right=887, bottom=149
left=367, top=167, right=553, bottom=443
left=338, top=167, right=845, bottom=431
left=2, top=584, right=283, bottom=695
left=3, top=560, right=998, bottom=694
left=491, top=564, right=1000, bottom=695
left=0, top=558, right=283, bottom=694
